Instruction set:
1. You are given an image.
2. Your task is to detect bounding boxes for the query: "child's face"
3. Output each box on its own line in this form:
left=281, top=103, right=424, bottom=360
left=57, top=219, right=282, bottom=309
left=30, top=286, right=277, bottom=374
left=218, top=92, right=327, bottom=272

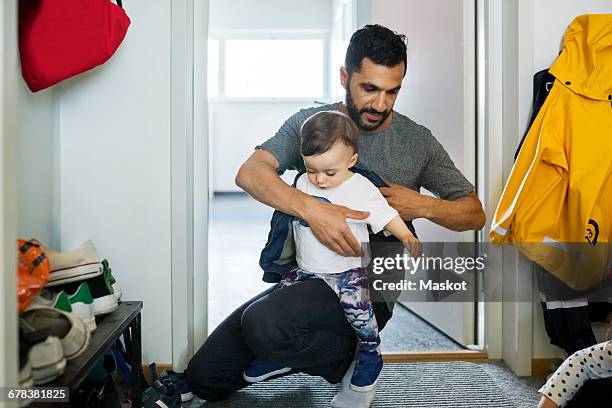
left=303, top=142, right=358, bottom=189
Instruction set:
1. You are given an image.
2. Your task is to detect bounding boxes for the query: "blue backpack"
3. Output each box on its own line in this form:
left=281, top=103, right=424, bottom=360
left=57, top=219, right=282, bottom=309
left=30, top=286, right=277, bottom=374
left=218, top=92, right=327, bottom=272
left=259, top=167, right=416, bottom=283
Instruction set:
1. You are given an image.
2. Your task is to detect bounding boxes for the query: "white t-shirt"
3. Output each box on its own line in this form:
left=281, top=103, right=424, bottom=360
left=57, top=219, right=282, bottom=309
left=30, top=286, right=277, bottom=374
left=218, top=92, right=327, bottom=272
left=294, top=172, right=399, bottom=274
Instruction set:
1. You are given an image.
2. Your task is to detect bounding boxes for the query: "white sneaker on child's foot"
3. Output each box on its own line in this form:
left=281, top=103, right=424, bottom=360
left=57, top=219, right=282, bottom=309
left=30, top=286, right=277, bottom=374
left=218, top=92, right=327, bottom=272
left=331, top=361, right=377, bottom=408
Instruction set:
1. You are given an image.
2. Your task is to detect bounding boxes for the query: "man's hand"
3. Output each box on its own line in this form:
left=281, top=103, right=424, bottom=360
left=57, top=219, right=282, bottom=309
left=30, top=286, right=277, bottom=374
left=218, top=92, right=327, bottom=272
left=380, top=181, right=486, bottom=231
left=301, top=200, right=369, bottom=257
left=379, top=181, right=430, bottom=221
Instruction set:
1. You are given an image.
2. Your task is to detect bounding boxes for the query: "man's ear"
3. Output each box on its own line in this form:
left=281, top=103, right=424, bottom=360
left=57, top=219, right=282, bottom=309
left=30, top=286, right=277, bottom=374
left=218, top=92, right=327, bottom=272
left=348, top=153, right=358, bottom=168
left=340, top=67, right=349, bottom=88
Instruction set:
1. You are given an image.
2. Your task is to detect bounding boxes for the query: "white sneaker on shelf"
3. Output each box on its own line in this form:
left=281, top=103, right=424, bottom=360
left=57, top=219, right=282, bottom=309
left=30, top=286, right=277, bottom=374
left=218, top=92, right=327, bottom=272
left=43, top=240, right=103, bottom=286
left=28, top=336, right=66, bottom=385
left=66, top=283, right=97, bottom=332
left=21, top=305, right=90, bottom=360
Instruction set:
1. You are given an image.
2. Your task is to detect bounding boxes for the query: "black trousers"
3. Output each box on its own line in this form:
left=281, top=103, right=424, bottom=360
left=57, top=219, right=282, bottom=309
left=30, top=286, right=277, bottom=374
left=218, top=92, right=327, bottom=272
left=185, top=278, right=393, bottom=402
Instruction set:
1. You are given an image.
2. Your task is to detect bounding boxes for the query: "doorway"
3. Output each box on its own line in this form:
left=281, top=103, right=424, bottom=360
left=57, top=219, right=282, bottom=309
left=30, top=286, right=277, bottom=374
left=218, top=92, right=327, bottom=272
left=205, top=0, right=480, bottom=355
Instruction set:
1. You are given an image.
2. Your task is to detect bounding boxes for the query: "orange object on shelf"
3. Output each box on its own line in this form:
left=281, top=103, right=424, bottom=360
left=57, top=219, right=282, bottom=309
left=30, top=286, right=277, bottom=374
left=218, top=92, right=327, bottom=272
left=17, top=239, right=50, bottom=312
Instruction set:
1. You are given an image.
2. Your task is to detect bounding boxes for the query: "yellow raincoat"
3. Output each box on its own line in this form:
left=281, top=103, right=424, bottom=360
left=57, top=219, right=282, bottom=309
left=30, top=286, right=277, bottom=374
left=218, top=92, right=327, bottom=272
left=490, top=14, right=612, bottom=290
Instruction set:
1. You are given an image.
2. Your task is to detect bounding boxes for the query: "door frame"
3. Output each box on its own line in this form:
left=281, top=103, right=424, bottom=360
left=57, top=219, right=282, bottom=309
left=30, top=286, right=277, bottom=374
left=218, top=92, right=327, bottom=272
left=0, top=0, right=19, bottom=389
left=170, top=0, right=210, bottom=370
left=190, top=0, right=534, bottom=370
left=192, top=0, right=211, bottom=356
left=479, top=0, right=535, bottom=374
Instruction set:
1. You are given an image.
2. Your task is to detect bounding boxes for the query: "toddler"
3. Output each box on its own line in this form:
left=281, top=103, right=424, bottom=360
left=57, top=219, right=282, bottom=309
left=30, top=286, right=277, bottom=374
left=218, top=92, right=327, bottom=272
left=243, top=111, right=420, bottom=392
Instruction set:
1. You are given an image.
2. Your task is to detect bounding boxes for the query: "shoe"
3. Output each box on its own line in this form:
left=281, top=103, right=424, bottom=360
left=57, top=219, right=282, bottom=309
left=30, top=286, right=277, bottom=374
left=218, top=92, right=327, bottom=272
left=31, top=289, right=72, bottom=313
left=66, top=283, right=97, bottom=332
left=331, top=361, right=377, bottom=408
left=70, top=375, right=121, bottom=408
left=20, top=319, right=66, bottom=385
left=142, top=380, right=182, bottom=408
left=160, top=370, right=193, bottom=402
left=21, top=305, right=90, bottom=360
left=29, top=336, right=67, bottom=385
left=88, top=376, right=121, bottom=408
left=102, top=259, right=122, bottom=300
left=349, top=352, right=383, bottom=392
left=31, top=286, right=96, bottom=332
left=243, top=358, right=291, bottom=383
left=57, top=274, right=118, bottom=316
left=44, top=240, right=103, bottom=286
left=19, top=338, right=33, bottom=388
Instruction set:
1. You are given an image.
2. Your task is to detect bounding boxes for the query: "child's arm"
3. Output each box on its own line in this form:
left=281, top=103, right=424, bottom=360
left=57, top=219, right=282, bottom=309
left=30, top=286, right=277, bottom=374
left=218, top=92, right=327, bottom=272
left=384, top=215, right=422, bottom=258
left=538, top=341, right=612, bottom=408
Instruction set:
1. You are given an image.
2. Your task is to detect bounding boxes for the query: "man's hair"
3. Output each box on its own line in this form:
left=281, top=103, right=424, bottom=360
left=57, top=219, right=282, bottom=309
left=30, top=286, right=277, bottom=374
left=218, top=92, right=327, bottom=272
left=345, top=24, right=407, bottom=76
left=300, top=111, right=359, bottom=156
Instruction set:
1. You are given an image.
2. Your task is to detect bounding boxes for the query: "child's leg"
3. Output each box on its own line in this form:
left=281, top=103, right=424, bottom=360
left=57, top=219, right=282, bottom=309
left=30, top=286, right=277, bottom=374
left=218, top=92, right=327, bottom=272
left=317, top=269, right=381, bottom=355
left=318, top=269, right=383, bottom=392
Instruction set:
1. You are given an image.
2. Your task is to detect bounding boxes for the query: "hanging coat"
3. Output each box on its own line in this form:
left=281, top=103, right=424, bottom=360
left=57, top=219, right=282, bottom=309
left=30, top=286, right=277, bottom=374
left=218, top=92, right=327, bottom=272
left=490, top=14, right=612, bottom=290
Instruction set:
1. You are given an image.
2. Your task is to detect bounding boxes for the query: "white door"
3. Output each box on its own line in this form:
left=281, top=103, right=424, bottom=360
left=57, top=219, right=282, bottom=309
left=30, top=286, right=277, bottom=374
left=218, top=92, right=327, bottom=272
left=371, top=0, right=477, bottom=346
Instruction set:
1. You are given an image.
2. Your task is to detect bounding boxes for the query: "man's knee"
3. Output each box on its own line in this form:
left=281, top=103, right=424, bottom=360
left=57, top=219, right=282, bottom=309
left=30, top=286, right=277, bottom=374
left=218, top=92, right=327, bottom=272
left=241, top=299, right=290, bottom=361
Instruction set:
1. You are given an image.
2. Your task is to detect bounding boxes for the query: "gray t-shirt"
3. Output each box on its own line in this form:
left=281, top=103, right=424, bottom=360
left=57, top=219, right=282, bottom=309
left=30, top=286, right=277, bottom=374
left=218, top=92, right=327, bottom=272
left=256, top=103, right=474, bottom=200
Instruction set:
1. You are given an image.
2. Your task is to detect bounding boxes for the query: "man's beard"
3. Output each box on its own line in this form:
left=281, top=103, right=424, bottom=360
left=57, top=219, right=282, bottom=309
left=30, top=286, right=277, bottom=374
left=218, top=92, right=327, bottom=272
left=345, top=84, right=392, bottom=131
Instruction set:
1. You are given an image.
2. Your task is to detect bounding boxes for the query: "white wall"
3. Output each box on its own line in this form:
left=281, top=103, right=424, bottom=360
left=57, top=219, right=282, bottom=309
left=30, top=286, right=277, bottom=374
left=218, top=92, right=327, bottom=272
left=533, top=0, right=612, bottom=71
left=58, top=1, right=174, bottom=363
left=209, top=0, right=331, bottom=31
left=17, top=85, right=60, bottom=247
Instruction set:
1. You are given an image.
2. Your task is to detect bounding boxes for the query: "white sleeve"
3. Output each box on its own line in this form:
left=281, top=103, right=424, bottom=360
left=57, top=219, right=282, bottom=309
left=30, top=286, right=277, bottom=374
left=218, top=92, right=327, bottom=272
left=538, top=341, right=612, bottom=407
left=360, top=179, right=399, bottom=234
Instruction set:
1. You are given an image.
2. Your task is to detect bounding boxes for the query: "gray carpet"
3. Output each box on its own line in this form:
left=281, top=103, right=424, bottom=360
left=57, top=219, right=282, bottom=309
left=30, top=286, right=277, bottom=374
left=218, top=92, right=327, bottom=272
left=481, top=362, right=545, bottom=407
left=188, top=361, right=533, bottom=408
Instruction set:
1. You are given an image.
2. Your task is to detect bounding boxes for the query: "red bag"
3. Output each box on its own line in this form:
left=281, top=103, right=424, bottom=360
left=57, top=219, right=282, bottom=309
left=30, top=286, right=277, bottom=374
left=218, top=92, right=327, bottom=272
left=17, top=239, right=50, bottom=312
left=18, top=0, right=131, bottom=92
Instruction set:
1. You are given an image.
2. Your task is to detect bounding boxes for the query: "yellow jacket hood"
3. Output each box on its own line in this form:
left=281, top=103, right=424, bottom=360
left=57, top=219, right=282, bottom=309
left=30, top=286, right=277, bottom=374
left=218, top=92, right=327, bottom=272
left=549, top=14, right=612, bottom=101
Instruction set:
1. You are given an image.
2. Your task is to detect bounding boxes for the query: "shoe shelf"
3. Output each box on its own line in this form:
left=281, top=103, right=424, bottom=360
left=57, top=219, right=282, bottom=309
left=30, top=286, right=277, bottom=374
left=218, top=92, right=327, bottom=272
left=31, top=301, right=144, bottom=407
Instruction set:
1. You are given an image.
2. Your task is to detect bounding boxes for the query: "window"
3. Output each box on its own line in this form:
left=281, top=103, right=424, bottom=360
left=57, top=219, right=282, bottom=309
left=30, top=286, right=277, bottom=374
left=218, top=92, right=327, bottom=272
left=208, top=39, right=219, bottom=98
left=208, top=36, right=327, bottom=99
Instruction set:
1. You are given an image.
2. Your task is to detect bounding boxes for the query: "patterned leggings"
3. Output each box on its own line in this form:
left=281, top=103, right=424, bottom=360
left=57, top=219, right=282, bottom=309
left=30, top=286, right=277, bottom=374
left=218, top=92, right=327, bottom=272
left=280, top=268, right=381, bottom=355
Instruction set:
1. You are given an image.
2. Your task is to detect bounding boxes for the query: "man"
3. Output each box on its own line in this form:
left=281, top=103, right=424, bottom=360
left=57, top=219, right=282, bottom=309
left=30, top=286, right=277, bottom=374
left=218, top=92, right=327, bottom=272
left=186, top=24, right=485, bottom=406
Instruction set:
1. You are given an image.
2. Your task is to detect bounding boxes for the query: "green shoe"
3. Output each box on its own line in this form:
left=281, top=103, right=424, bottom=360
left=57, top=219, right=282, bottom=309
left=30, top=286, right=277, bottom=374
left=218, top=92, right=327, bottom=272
left=32, top=289, right=72, bottom=313
left=102, top=259, right=122, bottom=300
left=66, top=283, right=96, bottom=332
